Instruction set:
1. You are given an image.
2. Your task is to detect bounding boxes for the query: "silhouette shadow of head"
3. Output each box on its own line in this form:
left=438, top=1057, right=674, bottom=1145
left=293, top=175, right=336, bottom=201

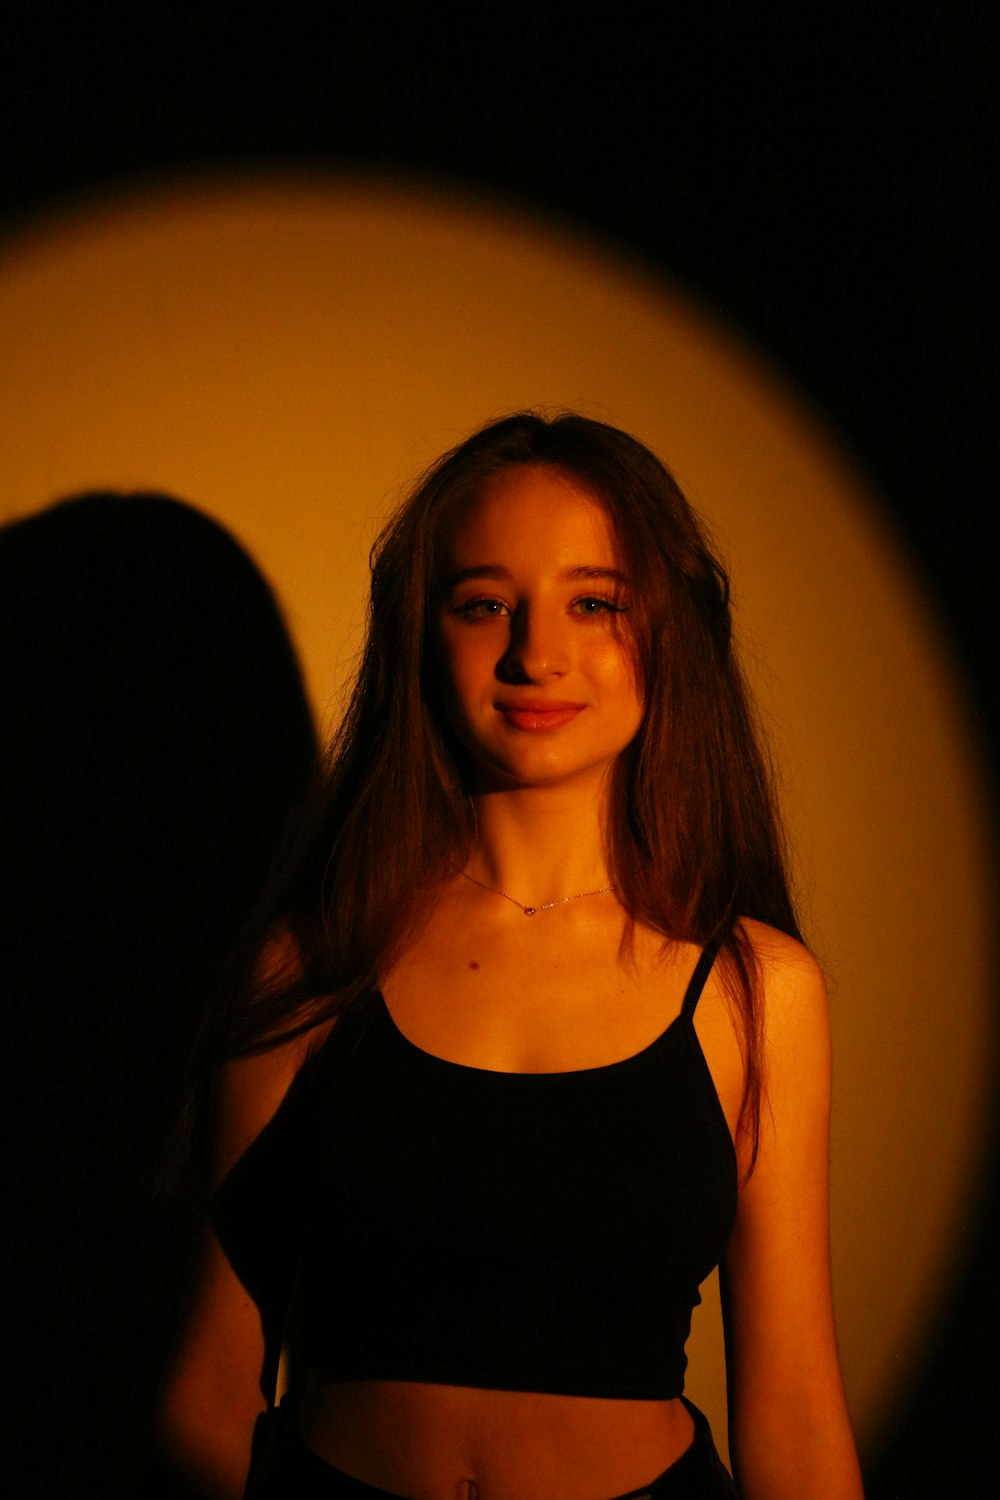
left=0, top=491, right=318, bottom=1496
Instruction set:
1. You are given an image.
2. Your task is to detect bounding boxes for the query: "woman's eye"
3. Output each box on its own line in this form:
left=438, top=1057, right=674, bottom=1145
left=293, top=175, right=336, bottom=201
left=453, top=597, right=510, bottom=619
left=573, top=595, right=625, bottom=615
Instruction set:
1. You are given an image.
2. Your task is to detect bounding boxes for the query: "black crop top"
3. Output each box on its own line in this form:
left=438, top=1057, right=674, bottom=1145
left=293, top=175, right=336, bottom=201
left=214, top=942, right=737, bottom=1401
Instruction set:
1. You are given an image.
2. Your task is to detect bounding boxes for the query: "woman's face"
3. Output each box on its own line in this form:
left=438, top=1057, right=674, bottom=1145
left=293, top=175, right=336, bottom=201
left=436, top=464, right=644, bottom=794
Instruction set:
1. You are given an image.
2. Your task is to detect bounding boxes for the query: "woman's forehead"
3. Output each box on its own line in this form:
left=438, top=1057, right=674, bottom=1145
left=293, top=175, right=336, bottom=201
left=444, top=464, right=621, bottom=562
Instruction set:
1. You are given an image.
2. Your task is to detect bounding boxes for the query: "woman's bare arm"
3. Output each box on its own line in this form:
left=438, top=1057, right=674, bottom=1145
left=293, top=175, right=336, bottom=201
left=722, top=925, right=864, bottom=1500
left=158, top=1037, right=311, bottom=1499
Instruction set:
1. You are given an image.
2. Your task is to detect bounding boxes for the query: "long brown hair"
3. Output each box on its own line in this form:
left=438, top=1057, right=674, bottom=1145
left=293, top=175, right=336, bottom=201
left=226, top=411, right=801, bottom=1165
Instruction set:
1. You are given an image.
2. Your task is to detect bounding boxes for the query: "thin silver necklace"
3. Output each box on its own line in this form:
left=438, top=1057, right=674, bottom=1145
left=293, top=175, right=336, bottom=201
left=460, top=869, right=616, bottom=917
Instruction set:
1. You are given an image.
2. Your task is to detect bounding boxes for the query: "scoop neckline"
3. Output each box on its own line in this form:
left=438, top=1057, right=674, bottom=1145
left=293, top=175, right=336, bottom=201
left=373, top=987, right=692, bottom=1080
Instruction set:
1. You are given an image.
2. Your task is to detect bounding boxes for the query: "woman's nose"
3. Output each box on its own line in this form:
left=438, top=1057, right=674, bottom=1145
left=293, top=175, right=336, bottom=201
left=497, top=604, right=569, bottom=682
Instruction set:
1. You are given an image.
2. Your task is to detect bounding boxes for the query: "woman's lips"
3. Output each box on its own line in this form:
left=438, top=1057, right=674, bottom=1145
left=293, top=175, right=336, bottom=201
left=496, top=700, right=584, bottom=732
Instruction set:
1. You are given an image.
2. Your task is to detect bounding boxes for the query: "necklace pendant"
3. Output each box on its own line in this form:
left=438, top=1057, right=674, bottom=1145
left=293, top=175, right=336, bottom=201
left=459, top=871, right=615, bottom=916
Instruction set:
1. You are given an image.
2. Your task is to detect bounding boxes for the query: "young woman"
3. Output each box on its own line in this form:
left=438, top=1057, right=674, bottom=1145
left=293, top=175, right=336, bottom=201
left=162, top=412, right=864, bottom=1499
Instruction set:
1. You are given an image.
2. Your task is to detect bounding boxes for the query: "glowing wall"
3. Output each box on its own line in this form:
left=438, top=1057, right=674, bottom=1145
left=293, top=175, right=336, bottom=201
left=1, top=174, right=993, bottom=1459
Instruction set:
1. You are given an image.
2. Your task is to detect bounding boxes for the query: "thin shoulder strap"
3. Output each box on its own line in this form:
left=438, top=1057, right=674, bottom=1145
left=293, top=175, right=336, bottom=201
left=680, top=935, right=724, bottom=1019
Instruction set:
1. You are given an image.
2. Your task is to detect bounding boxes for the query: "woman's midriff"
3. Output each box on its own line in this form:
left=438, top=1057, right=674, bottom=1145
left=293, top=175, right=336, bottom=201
left=295, top=1376, right=696, bottom=1499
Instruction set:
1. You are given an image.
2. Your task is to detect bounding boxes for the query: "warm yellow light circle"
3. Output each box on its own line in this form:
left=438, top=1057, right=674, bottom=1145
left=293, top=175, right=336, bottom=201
left=1, top=172, right=993, bottom=1459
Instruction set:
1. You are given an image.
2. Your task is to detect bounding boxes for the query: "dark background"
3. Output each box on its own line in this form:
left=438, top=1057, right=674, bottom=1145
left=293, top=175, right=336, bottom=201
left=2, top=4, right=996, bottom=1493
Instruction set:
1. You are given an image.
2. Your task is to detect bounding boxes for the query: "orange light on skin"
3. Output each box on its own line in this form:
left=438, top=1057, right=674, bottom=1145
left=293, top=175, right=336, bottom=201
left=438, top=467, right=643, bottom=797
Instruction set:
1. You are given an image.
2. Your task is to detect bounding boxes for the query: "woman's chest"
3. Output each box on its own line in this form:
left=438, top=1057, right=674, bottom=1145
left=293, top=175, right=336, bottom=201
left=381, top=919, right=701, bottom=1077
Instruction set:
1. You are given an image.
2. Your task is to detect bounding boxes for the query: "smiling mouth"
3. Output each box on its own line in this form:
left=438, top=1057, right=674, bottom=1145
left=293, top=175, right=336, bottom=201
left=496, top=700, right=584, bottom=731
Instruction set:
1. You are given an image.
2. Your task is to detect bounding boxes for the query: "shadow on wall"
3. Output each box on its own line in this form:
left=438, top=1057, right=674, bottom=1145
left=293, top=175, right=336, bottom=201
left=0, top=493, right=318, bottom=1498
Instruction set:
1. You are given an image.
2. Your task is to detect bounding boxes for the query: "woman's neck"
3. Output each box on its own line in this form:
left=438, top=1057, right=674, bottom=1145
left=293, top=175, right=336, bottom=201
left=465, top=781, right=612, bottom=909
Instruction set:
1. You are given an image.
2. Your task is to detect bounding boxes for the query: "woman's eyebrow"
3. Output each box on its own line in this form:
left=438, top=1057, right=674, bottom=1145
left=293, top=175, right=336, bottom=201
left=567, top=565, right=629, bottom=585
left=445, top=564, right=628, bottom=587
left=446, top=564, right=511, bottom=586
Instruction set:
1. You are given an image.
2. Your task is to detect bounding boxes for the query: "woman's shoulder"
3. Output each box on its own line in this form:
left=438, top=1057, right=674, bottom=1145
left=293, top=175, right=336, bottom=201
left=216, top=927, right=339, bottom=1180
left=735, top=917, right=831, bottom=1071
left=214, top=1025, right=325, bottom=1183
left=735, top=917, right=821, bottom=976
